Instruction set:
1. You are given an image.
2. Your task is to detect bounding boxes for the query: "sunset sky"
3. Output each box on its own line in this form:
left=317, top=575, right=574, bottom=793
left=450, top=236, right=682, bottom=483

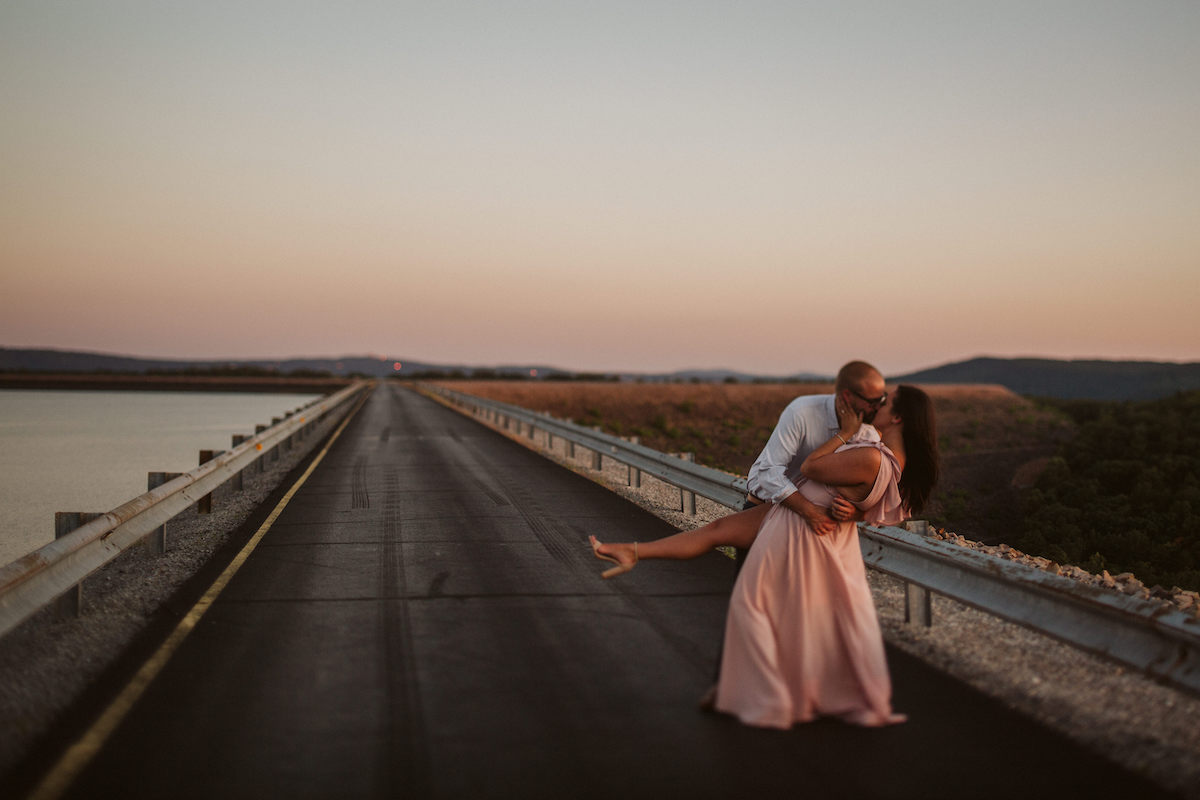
left=2, top=1, right=1197, bottom=377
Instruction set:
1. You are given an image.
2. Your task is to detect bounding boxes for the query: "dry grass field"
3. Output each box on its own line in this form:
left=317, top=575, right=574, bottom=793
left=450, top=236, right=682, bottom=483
left=433, top=380, right=1075, bottom=544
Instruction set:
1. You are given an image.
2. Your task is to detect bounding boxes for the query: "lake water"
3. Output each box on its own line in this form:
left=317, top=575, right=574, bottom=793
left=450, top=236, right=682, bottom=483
left=0, top=389, right=322, bottom=567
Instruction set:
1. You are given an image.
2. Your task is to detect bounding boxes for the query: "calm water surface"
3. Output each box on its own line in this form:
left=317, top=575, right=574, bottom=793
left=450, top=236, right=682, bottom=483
left=0, top=390, right=321, bottom=566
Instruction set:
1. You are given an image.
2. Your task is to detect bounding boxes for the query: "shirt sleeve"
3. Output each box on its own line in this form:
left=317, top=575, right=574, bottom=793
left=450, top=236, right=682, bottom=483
left=745, top=399, right=808, bottom=504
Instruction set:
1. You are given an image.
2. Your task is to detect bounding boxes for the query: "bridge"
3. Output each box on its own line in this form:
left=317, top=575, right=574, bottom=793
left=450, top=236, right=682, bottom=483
left=0, top=382, right=1187, bottom=798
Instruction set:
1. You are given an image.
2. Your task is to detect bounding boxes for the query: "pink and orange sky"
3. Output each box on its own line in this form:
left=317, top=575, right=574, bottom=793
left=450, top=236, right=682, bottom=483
left=2, top=2, right=1197, bottom=377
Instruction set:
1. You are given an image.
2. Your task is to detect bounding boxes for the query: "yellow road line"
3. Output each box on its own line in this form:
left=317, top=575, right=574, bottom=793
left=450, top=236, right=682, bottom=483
left=28, top=389, right=371, bottom=800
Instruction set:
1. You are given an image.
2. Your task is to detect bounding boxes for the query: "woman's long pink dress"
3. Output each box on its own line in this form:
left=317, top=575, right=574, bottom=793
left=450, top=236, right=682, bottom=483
left=714, top=441, right=907, bottom=729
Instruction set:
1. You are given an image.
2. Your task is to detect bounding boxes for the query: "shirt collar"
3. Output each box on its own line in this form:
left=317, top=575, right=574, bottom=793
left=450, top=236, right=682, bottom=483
left=824, top=394, right=839, bottom=429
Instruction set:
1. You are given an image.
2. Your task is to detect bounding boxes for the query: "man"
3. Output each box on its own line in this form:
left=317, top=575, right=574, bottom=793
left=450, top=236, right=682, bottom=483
left=743, top=360, right=889, bottom=536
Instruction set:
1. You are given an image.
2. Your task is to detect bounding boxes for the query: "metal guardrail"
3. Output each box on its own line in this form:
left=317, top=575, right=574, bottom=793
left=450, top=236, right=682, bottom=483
left=859, top=523, right=1200, bottom=696
left=0, top=380, right=372, bottom=639
left=425, top=383, right=1200, bottom=696
left=423, top=383, right=748, bottom=510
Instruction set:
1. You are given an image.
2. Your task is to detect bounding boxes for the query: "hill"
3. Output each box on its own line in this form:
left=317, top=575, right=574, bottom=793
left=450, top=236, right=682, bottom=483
left=897, top=357, right=1200, bottom=401
left=3, top=348, right=1198, bottom=400
left=0, top=348, right=567, bottom=380
left=0, top=348, right=822, bottom=384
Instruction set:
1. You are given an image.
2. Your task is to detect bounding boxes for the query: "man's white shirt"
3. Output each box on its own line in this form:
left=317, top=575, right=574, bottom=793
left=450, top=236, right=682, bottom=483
left=746, top=394, right=880, bottom=504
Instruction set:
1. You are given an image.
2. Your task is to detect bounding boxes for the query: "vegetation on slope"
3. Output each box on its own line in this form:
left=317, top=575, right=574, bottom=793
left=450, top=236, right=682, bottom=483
left=1014, top=391, right=1200, bottom=591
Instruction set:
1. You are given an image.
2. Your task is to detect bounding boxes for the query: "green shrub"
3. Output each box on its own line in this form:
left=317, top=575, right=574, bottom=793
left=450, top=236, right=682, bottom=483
left=1016, top=391, right=1200, bottom=589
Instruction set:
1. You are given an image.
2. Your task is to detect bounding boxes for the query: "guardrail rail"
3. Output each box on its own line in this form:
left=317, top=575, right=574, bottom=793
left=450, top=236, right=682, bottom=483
left=0, top=380, right=372, bottom=639
left=424, top=382, right=1200, bottom=696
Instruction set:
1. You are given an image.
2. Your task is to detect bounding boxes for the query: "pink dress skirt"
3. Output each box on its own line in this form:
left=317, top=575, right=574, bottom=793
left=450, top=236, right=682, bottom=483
left=714, top=441, right=907, bottom=728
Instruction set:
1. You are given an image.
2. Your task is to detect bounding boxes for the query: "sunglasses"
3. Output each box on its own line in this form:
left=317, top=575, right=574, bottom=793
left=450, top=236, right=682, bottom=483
left=849, top=388, right=888, bottom=408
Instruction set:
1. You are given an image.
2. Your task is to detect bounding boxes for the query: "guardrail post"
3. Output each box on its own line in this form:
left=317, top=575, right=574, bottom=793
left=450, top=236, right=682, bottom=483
left=231, top=435, right=248, bottom=491
left=629, top=437, right=641, bottom=487
left=905, top=582, right=933, bottom=627
left=198, top=450, right=224, bottom=513
left=255, top=425, right=268, bottom=472
left=53, top=512, right=101, bottom=617
left=681, top=452, right=696, bottom=515
left=146, top=472, right=183, bottom=552
left=273, top=417, right=292, bottom=453
left=900, top=520, right=933, bottom=626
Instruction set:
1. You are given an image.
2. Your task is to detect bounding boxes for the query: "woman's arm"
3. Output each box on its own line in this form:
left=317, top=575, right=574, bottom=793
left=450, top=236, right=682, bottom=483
left=799, top=402, right=880, bottom=502
left=801, top=444, right=880, bottom=502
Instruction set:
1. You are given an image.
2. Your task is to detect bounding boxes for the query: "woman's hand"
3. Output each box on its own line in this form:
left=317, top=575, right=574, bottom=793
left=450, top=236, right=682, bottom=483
left=829, top=496, right=857, bottom=522
left=835, top=397, right=863, bottom=441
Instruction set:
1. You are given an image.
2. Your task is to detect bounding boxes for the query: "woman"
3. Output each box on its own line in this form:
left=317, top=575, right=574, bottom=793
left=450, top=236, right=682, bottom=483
left=594, top=385, right=939, bottom=728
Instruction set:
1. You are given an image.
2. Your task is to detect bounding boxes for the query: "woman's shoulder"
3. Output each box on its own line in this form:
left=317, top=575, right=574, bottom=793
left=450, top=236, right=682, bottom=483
left=841, top=442, right=884, bottom=476
left=843, top=441, right=899, bottom=480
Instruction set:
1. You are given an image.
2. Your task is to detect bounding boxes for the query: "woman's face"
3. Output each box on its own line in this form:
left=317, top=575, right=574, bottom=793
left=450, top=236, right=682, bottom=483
left=871, top=391, right=899, bottom=431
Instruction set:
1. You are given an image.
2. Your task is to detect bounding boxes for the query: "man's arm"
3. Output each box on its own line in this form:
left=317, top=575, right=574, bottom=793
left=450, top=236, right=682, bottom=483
left=745, top=400, right=806, bottom=504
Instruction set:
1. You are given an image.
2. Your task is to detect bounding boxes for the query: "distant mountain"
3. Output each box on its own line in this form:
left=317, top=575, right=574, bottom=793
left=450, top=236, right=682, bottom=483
left=897, top=357, right=1200, bottom=401
left=651, top=368, right=828, bottom=383
left=0, top=348, right=194, bottom=374
left=4, top=348, right=1196, bottom=400
left=0, top=348, right=823, bottom=383
left=0, top=348, right=569, bottom=380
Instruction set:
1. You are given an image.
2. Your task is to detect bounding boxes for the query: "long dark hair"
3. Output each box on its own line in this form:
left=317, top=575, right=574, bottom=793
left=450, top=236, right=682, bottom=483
left=893, top=385, right=939, bottom=515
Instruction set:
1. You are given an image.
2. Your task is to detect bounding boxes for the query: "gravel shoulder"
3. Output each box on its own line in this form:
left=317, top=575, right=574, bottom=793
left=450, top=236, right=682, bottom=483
left=2, top=390, right=1197, bottom=798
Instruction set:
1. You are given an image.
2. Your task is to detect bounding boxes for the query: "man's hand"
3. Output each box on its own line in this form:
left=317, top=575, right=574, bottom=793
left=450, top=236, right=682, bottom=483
left=782, top=490, right=837, bottom=535
left=805, top=505, right=838, bottom=536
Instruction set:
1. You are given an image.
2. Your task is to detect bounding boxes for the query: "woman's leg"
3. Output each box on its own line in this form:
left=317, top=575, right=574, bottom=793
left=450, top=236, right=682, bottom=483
left=591, top=503, right=771, bottom=570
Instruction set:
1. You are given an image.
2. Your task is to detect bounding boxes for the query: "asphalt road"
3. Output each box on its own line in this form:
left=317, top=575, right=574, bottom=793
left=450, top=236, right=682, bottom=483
left=28, top=383, right=1176, bottom=799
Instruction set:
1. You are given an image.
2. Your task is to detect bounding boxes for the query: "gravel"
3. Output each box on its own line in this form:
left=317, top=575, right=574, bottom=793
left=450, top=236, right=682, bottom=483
left=3, top=394, right=1197, bottom=799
